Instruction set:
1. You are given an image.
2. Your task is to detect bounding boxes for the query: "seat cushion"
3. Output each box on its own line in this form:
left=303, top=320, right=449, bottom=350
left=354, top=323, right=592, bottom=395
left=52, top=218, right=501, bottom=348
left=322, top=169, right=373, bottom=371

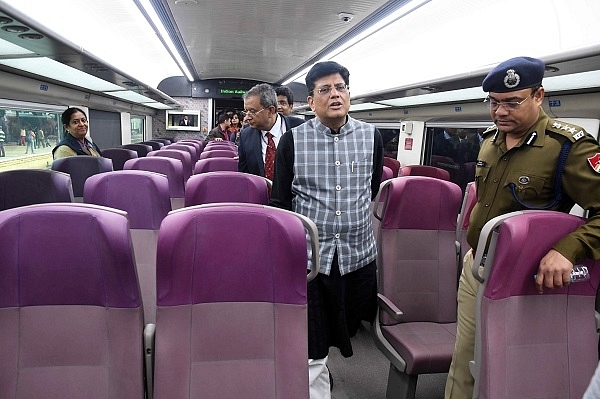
left=381, top=322, right=456, bottom=374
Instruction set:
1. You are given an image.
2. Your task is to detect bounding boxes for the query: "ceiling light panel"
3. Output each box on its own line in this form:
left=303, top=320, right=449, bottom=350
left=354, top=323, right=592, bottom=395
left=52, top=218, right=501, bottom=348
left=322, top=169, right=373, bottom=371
left=103, top=90, right=158, bottom=103
left=0, top=36, right=34, bottom=56
left=0, top=57, right=123, bottom=91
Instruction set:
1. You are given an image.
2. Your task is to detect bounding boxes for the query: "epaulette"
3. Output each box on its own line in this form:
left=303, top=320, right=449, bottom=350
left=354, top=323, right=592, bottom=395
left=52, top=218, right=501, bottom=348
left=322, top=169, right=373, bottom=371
left=546, top=119, right=588, bottom=143
left=481, top=124, right=497, bottom=137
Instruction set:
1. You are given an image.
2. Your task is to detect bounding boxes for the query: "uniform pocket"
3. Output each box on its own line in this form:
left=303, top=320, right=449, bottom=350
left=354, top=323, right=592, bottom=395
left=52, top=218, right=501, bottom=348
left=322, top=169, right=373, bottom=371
left=475, top=165, right=490, bottom=202
left=504, top=171, right=548, bottom=203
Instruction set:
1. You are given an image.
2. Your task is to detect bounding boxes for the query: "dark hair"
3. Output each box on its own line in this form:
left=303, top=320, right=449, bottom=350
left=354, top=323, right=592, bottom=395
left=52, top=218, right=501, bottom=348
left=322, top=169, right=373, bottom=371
left=61, top=107, right=87, bottom=127
left=305, top=61, right=350, bottom=94
left=243, top=83, right=277, bottom=109
left=275, top=86, right=294, bottom=106
left=218, top=113, right=231, bottom=124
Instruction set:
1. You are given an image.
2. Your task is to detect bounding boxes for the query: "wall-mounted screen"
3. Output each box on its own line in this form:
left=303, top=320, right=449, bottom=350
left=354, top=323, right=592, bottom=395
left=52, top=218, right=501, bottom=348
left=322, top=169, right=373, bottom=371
left=166, top=110, right=201, bottom=131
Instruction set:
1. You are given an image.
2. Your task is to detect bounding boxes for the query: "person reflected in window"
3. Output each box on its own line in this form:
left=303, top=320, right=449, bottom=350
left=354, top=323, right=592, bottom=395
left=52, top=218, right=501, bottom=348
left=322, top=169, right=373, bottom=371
left=52, top=107, right=102, bottom=159
left=179, top=115, right=191, bottom=126
left=276, top=86, right=294, bottom=115
left=270, top=61, right=383, bottom=398
left=0, top=126, right=5, bottom=157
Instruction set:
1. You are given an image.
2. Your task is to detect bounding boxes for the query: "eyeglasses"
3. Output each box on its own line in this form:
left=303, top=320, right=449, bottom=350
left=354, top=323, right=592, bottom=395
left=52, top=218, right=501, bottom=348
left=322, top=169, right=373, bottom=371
left=309, top=83, right=349, bottom=96
left=484, top=94, right=532, bottom=111
left=242, top=108, right=266, bottom=117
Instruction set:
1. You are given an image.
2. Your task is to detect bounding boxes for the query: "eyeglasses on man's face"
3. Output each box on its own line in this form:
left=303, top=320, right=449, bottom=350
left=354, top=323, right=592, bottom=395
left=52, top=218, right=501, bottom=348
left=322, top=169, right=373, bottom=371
left=484, top=93, right=533, bottom=111
left=242, top=108, right=267, bottom=117
left=310, top=83, right=349, bottom=96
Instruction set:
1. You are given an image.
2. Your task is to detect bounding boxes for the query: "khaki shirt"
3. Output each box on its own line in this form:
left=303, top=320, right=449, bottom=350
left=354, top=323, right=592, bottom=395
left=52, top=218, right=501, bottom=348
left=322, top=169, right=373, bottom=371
left=468, top=108, right=600, bottom=263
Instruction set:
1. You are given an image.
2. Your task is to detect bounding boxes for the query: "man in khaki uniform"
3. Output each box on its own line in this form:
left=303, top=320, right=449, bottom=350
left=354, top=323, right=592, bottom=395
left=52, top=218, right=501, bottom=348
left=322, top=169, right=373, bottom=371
left=445, top=56, right=600, bottom=398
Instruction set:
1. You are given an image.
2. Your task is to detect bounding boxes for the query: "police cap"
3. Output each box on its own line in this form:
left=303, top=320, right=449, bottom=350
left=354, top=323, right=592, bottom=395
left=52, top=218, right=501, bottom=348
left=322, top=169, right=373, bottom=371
left=482, top=56, right=545, bottom=93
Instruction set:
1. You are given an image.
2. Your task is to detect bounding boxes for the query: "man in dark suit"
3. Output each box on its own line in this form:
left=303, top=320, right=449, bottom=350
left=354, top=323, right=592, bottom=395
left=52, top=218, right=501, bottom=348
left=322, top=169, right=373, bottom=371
left=179, top=115, right=190, bottom=126
left=238, top=83, right=304, bottom=178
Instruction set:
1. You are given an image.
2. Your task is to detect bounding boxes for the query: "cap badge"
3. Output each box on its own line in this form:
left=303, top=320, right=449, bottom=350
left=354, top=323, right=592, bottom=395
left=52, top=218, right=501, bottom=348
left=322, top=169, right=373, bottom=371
left=518, top=176, right=530, bottom=185
left=504, top=69, right=520, bottom=89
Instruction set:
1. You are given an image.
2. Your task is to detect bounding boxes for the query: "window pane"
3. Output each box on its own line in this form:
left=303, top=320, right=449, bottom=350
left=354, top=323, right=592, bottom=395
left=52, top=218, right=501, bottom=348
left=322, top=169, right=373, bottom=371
left=130, top=115, right=145, bottom=143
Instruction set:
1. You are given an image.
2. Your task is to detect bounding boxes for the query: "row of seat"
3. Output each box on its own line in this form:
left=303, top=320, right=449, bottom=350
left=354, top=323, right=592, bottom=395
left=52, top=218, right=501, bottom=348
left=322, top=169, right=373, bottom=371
left=372, top=176, right=600, bottom=399
left=0, top=202, right=319, bottom=399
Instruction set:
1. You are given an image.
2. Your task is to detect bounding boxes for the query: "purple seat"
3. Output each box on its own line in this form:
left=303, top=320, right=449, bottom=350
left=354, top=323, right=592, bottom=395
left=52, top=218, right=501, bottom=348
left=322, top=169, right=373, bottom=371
left=456, top=181, right=477, bottom=261
left=164, top=144, right=199, bottom=164
left=51, top=156, right=113, bottom=199
left=471, top=211, right=600, bottom=399
left=122, top=143, right=153, bottom=157
left=0, top=203, right=144, bottom=399
left=193, top=157, right=239, bottom=174
left=151, top=203, right=319, bottom=399
left=372, top=176, right=462, bottom=398
left=199, top=149, right=237, bottom=160
left=204, top=141, right=236, bottom=151
left=124, top=157, right=186, bottom=210
left=141, top=141, right=164, bottom=151
left=382, top=165, right=394, bottom=182
left=101, top=148, right=138, bottom=170
left=174, top=141, right=202, bottom=158
left=147, top=149, right=193, bottom=182
left=384, top=156, right=401, bottom=178
left=84, top=170, right=171, bottom=229
left=0, top=169, right=73, bottom=210
left=148, top=138, right=172, bottom=146
left=400, top=165, right=451, bottom=181
left=84, top=170, right=171, bottom=324
left=184, top=171, right=269, bottom=206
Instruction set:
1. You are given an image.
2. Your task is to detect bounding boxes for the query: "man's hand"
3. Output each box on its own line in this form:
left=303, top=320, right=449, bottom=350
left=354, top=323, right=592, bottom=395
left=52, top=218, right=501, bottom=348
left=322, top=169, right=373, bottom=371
left=535, top=249, right=573, bottom=294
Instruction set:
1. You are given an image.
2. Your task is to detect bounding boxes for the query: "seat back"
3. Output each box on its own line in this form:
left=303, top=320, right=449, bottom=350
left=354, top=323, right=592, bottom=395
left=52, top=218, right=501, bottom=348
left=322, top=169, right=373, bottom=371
left=401, top=165, right=451, bottom=181
left=371, top=176, right=462, bottom=396
left=382, top=165, right=394, bottom=182
left=383, top=156, right=401, bottom=177
left=204, top=141, right=236, bottom=151
left=148, top=138, right=172, bottom=146
left=122, top=143, right=153, bottom=157
left=164, top=144, right=199, bottom=164
left=148, top=149, right=193, bottom=181
left=153, top=204, right=316, bottom=399
left=471, top=211, right=600, bottom=399
left=199, top=149, right=237, bottom=160
left=456, top=181, right=477, bottom=260
left=193, top=157, right=239, bottom=174
left=174, top=141, right=202, bottom=158
left=184, top=171, right=269, bottom=206
left=84, top=170, right=171, bottom=324
left=101, top=148, right=138, bottom=171
left=0, top=203, right=144, bottom=399
left=124, top=156, right=186, bottom=210
left=374, top=176, right=462, bottom=324
left=51, top=156, right=113, bottom=199
left=141, top=141, right=164, bottom=151
left=0, top=169, right=73, bottom=210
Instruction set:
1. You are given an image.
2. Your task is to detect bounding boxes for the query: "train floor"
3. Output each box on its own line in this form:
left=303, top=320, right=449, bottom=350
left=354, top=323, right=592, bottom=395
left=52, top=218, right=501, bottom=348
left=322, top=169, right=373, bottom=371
left=329, top=322, right=447, bottom=399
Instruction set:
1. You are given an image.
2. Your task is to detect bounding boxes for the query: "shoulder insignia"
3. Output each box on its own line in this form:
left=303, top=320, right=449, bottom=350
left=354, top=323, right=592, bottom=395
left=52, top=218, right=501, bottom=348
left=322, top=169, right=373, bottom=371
left=482, top=124, right=497, bottom=136
left=548, top=120, right=587, bottom=142
left=588, top=153, right=600, bottom=173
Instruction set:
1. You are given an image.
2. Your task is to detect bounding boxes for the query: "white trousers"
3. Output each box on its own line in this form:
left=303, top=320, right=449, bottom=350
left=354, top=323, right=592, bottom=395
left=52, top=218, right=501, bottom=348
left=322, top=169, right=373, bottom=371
left=308, top=356, right=331, bottom=399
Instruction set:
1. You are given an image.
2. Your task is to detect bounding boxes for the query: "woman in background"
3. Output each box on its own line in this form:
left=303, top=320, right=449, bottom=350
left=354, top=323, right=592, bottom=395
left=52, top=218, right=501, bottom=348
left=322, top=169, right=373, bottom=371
left=52, top=107, right=102, bottom=159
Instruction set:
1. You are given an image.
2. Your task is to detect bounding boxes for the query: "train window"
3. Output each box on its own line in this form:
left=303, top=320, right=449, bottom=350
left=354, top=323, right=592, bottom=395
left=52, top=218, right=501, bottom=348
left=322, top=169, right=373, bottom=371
left=425, top=127, right=484, bottom=192
left=130, top=115, right=145, bottom=143
left=0, top=107, right=62, bottom=172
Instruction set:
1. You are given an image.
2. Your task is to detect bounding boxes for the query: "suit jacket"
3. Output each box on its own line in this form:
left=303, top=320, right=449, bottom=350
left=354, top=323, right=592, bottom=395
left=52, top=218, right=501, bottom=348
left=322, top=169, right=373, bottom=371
left=238, top=114, right=304, bottom=177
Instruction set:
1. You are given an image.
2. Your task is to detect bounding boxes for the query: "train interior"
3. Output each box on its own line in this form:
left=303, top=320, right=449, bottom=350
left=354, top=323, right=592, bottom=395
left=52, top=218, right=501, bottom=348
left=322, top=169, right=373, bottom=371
left=0, top=0, right=600, bottom=398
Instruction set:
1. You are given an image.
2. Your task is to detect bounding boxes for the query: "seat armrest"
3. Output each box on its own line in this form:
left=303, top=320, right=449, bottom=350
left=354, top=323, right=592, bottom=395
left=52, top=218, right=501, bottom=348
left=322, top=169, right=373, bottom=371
left=377, top=293, right=403, bottom=322
left=144, top=323, right=156, bottom=399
